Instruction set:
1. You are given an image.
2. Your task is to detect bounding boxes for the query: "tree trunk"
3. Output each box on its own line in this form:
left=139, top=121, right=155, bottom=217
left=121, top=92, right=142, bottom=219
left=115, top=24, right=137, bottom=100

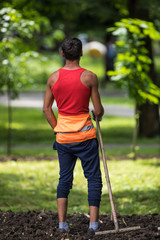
left=132, top=104, right=140, bottom=159
left=128, top=0, right=160, bottom=137
left=7, top=84, right=12, bottom=155
left=138, top=102, right=160, bottom=137
left=137, top=36, right=160, bottom=137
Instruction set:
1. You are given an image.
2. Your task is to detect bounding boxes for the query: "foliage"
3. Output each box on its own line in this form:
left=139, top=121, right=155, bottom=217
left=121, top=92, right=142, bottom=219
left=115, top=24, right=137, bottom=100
left=107, top=18, right=160, bottom=105
left=0, top=7, right=42, bottom=155
left=0, top=0, right=127, bottom=42
left=0, top=158, right=159, bottom=215
left=1, top=0, right=160, bottom=45
left=0, top=7, right=40, bottom=97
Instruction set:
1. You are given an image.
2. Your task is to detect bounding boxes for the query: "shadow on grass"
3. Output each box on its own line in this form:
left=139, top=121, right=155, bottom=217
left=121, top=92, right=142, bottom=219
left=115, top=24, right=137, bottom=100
left=0, top=171, right=160, bottom=215
left=0, top=172, right=57, bottom=212
left=0, top=125, right=132, bottom=146
left=140, top=159, right=160, bottom=167
left=100, top=127, right=133, bottom=144
left=0, top=127, right=56, bottom=145
left=101, top=187, right=160, bottom=215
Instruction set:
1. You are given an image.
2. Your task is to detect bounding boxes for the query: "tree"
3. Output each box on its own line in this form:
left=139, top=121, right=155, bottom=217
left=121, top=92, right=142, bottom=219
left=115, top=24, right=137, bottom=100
left=1, top=0, right=160, bottom=140
left=108, top=18, right=160, bottom=157
left=0, top=7, right=39, bottom=154
left=0, top=0, right=124, bottom=43
left=127, top=0, right=160, bottom=138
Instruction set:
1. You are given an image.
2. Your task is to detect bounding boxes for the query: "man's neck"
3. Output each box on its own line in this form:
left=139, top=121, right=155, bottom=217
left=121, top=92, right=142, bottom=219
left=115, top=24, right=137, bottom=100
left=63, top=59, right=81, bottom=70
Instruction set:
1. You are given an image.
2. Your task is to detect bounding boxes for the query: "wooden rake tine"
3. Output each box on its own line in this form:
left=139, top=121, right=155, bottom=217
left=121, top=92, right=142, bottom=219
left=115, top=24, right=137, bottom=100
left=95, top=117, right=141, bottom=235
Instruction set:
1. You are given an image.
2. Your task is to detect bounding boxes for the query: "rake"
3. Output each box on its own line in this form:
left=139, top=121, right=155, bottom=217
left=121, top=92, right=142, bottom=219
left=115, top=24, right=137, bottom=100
left=95, top=117, right=141, bottom=235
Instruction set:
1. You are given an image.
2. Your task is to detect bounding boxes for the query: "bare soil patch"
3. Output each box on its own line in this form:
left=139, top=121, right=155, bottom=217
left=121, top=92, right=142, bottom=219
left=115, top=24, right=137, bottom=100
left=0, top=210, right=160, bottom=239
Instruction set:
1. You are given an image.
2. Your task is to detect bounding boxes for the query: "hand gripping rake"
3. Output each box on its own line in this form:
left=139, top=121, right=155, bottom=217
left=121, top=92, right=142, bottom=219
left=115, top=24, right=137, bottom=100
left=95, top=117, right=141, bottom=235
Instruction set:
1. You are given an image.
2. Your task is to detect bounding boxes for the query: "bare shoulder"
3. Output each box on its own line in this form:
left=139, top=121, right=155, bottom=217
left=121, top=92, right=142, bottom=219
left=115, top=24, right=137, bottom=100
left=83, top=70, right=97, bottom=79
left=81, top=70, right=98, bottom=88
left=48, top=70, right=59, bottom=88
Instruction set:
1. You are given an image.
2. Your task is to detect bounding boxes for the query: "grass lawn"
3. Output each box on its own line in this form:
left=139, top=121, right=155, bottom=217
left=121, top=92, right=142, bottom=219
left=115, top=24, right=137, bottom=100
left=0, top=158, right=159, bottom=215
left=100, top=96, right=134, bottom=106
left=0, top=105, right=159, bottom=157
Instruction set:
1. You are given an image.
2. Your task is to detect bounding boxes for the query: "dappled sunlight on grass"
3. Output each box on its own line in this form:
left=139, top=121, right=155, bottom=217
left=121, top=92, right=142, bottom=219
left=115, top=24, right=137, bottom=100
left=100, top=159, right=160, bottom=214
left=0, top=158, right=159, bottom=214
left=101, top=116, right=134, bottom=128
left=101, top=96, right=134, bottom=106
left=98, top=116, right=134, bottom=143
left=106, top=159, right=160, bottom=191
left=10, top=123, right=26, bottom=129
left=0, top=161, right=59, bottom=212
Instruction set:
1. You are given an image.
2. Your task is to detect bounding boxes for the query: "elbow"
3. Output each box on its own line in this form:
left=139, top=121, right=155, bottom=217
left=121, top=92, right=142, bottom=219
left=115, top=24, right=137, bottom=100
left=43, top=106, right=46, bottom=114
left=43, top=106, right=50, bottom=115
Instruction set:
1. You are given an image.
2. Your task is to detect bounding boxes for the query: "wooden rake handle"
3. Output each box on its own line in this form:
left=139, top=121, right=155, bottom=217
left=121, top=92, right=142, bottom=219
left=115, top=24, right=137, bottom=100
left=95, top=118, right=119, bottom=232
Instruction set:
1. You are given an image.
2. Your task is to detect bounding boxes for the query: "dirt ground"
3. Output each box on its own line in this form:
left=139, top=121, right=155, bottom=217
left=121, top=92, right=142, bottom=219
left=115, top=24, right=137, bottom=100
left=0, top=210, right=160, bottom=240
left=1, top=157, right=160, bottom=239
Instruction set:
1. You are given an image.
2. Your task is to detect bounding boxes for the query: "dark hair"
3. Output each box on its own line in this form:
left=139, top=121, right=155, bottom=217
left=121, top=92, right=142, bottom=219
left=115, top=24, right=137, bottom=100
left=61, top=37, right=82, bottom=61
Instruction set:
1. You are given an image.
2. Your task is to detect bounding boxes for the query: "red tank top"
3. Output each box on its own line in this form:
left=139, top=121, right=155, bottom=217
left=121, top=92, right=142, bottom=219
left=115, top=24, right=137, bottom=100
left=51, top=68, right=91, bottom=115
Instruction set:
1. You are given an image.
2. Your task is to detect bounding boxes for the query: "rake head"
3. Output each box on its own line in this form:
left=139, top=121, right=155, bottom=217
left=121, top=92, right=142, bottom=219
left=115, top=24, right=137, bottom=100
left=95, top=226, right=141, bottom=235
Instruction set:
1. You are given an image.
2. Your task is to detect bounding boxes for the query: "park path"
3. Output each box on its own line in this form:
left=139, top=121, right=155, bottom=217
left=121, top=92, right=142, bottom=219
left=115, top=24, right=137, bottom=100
left=0, top=90, right=134, bottom=117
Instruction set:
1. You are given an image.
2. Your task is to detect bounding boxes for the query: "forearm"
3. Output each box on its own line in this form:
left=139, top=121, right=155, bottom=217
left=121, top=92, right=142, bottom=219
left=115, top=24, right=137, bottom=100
left=91, top=90, right=104, bottom=119
left=90, top=75, right=104, bottom=119
left=43, top=108, right=57, bottom=130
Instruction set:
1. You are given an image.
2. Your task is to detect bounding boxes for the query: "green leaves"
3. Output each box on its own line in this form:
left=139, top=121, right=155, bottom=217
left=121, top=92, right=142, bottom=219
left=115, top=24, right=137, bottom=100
left=112, top=18, right=160, bottom=40
left=0, top=8, right=39, bottom=39
left=0, top=7, right=40, bottom=97
left=107, top=18, right=160, bottom=105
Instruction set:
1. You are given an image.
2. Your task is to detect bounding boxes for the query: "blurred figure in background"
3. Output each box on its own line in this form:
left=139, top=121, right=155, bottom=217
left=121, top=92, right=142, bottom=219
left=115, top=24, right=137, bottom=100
left=102, top=36, right=117, bottom=87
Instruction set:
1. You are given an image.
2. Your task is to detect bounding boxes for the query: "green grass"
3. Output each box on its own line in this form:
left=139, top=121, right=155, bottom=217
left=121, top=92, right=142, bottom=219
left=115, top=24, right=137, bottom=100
left=1, top=145, right=159, bottom=158
left=0, top=158, right=159, bottom=215
left=0, top=105, right=159, bottom=157
left=0, top=106, right=57, bottom=146
left=101, top=96, right=134, bottom=106
left=104, top=147, right=160, bottom=158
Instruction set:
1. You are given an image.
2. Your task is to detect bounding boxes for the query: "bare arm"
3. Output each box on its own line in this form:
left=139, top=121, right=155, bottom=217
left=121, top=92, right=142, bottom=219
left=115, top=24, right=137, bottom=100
left=91, top=74, right=104, bottom=119
left=81, top=70, right=104, bottom=119
left=43, top=80, right=57, bottom=129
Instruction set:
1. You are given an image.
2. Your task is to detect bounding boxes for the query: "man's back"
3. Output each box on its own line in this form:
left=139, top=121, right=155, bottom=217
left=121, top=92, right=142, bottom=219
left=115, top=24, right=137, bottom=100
left=51, top=68, right=90, bottom=115
left=48, top=67, right=103, bottom=118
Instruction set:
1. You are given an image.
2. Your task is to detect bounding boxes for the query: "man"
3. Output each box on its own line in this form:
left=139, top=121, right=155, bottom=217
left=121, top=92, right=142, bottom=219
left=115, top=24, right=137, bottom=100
left=43, top=37, right=104, bottom=235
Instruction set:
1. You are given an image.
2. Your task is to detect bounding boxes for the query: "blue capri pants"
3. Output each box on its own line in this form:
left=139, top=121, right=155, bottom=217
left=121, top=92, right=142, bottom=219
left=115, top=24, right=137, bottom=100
left=53, top=138, right=102, bottom=207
